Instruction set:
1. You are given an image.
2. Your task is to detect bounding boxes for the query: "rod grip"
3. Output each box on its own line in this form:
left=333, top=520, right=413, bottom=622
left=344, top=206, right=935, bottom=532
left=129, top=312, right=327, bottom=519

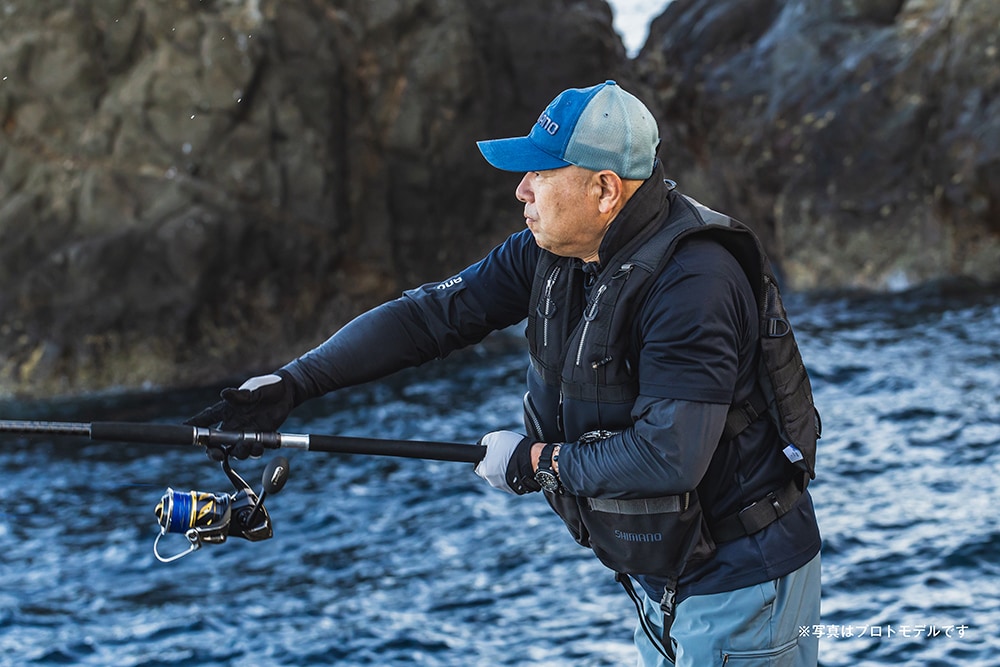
left=90, top=422, right=197, bottom=446
left=306, top=434, right=486, bottom=463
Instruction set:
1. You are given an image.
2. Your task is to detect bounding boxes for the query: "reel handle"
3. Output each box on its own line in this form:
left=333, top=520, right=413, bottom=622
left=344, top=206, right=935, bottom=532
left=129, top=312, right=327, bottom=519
left=245, top=456, right=290, bottom=528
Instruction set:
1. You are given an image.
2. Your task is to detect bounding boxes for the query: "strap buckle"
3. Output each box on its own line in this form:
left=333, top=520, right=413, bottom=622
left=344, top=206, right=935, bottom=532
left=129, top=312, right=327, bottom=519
left=767, top=317, right=791, bottom=337
left=737, top=491, right=783, bottom=534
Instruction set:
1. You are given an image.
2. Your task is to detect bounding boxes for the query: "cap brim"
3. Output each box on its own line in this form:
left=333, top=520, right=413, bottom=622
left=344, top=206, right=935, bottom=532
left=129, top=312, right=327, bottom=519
left=477, top=136, right=571, bottom=173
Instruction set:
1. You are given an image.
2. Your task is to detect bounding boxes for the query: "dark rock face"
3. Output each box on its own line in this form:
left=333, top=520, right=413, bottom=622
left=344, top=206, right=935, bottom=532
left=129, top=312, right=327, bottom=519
left=634, top=0, right=1000, bottom=290
left=0, top=0, right=997, bottom=397
left=0, top=0, right=624, bottom=397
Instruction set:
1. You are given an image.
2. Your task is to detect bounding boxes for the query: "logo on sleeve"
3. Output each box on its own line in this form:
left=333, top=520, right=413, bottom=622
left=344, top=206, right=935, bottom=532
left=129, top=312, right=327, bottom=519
left=435, top=276, right=463, bottom=290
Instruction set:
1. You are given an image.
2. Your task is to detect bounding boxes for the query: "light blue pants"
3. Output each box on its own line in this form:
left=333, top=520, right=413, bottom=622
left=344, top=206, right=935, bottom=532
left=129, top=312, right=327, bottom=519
left=634, top=553, right=821, bottom=666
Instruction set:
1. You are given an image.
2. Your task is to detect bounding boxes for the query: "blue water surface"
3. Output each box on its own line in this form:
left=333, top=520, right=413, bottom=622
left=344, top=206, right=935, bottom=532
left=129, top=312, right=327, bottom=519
left=0, top=282, right=998, bottom=666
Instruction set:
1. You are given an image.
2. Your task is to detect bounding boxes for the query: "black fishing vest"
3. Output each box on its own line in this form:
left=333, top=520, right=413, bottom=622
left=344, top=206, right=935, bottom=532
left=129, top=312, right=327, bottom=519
left=523, top=187, right=820, bottom=579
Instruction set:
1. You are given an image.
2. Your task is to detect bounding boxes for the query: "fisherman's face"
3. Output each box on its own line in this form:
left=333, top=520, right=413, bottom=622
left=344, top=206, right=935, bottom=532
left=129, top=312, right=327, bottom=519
left=515, top=166, right=610, bottom=263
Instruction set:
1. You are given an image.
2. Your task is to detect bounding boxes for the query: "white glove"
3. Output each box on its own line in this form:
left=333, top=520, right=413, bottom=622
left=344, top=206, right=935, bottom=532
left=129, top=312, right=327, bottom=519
left=475, top=430, right=537, bottom=495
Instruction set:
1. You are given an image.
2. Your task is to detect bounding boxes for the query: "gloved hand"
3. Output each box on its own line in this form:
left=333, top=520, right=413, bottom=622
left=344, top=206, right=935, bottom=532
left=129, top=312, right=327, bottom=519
left=185, top=370, right=298, bottom=459
left=474, top=430, right=540, bottom=495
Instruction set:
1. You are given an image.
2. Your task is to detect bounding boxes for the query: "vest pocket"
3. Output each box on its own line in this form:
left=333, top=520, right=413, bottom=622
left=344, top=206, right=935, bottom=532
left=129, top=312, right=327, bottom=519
left=581, top=491, right=716, bottom=577
left=540, top=429, right=716, bottom=578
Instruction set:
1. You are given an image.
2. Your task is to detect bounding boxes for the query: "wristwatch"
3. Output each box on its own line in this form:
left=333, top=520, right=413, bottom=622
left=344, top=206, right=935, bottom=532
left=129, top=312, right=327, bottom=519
left=534, top=443, right=562, bottom=494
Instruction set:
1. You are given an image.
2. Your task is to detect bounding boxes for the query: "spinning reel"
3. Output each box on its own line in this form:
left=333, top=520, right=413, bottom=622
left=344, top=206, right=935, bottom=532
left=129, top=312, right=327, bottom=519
left=153, top=454, right=290, bottom=562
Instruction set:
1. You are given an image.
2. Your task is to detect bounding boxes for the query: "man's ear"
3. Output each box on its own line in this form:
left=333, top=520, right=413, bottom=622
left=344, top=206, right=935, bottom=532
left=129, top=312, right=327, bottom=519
left=595, top=170, right=624, bottom=214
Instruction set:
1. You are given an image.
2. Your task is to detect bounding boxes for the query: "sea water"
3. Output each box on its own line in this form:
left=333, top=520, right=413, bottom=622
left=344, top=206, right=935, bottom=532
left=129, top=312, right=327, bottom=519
left=0, top=282, right=997, bottom=666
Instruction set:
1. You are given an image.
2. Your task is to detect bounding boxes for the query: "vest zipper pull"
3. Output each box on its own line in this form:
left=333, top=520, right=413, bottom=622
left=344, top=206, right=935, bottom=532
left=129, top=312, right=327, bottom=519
left=612, top=263, right=635, bottom=280
left=591, top=356, right=613, bottom=370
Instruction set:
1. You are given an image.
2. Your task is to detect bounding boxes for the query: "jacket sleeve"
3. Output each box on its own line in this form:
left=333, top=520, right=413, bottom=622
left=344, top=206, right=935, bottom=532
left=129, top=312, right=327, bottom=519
left=280, top=229, right=539, bottom=402
left=557, top=397, right=728, bottom=498
left=557, top=238, right=757, bottom=498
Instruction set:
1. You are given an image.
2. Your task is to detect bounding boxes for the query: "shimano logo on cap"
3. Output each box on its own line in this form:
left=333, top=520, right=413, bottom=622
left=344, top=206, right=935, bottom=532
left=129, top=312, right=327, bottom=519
left=536, top=112, right=560, bottom=136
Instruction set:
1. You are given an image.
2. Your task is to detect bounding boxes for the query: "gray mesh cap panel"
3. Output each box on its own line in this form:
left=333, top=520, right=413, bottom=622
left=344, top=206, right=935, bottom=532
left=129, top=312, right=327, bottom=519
left=564, top=84, right=658, bottom=179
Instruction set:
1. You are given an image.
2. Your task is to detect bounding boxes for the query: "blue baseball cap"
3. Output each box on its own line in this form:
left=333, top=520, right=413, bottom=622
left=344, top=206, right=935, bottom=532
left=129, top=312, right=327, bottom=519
left=477, top=80, right=659, bottom=180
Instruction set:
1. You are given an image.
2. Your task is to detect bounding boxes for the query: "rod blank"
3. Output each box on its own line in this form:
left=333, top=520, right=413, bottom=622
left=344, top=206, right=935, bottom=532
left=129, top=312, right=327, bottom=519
left=0, top=420, right=91, bottom=437
left=0, top=419, right=486, bottom=464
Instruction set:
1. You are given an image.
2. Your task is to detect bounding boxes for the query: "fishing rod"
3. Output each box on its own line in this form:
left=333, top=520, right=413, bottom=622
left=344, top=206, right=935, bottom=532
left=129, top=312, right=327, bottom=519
left=0, top=419, right=486, bottom=562
left=0, top=419, right=486, bottom=462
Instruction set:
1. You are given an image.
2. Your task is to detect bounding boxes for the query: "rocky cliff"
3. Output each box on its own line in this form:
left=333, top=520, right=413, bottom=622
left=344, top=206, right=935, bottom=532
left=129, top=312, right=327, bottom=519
left=634, top=0, right=1000, bottom=290
left=0, top=0, right=996, bottom=397
left=0, top=0, right=626, bottom=397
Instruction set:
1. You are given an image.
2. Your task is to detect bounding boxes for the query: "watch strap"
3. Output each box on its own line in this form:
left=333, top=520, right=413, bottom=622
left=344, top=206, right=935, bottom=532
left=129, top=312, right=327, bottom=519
left=538, top=443, right=557, bottom=470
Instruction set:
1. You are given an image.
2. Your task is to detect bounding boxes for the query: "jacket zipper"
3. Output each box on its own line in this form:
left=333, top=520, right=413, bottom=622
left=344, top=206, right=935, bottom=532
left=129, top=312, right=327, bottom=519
left=575, top=283, right=607, bottom=366
left=557, top=389, right=564, bottom=435
left=522, top=392, right=546, bottom=441
left=574, top=263, right=635, bottom=367
left=541, top=265, right=561, bottom=348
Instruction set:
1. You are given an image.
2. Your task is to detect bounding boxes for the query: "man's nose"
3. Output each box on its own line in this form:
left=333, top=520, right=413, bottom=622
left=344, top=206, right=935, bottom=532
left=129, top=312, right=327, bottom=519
left=515, top=173, right=533, bottom=203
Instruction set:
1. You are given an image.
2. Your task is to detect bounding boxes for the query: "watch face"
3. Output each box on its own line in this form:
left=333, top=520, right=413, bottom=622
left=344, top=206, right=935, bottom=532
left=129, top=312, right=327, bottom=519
left=535, top=469, right=560, bottom=492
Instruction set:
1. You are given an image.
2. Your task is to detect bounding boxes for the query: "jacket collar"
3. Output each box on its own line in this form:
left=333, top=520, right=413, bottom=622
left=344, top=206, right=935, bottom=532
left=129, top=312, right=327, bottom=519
left=595, top=160, right=670, bottom=267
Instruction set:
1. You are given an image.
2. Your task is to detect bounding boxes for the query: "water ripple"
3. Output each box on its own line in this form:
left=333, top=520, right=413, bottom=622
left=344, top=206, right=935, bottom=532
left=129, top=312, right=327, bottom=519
left=1, top=286, right=998, bottom=665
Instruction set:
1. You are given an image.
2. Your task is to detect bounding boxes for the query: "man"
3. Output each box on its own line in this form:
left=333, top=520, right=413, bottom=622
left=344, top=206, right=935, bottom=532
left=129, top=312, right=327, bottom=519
left=188, top=80, right=821, bottom=666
